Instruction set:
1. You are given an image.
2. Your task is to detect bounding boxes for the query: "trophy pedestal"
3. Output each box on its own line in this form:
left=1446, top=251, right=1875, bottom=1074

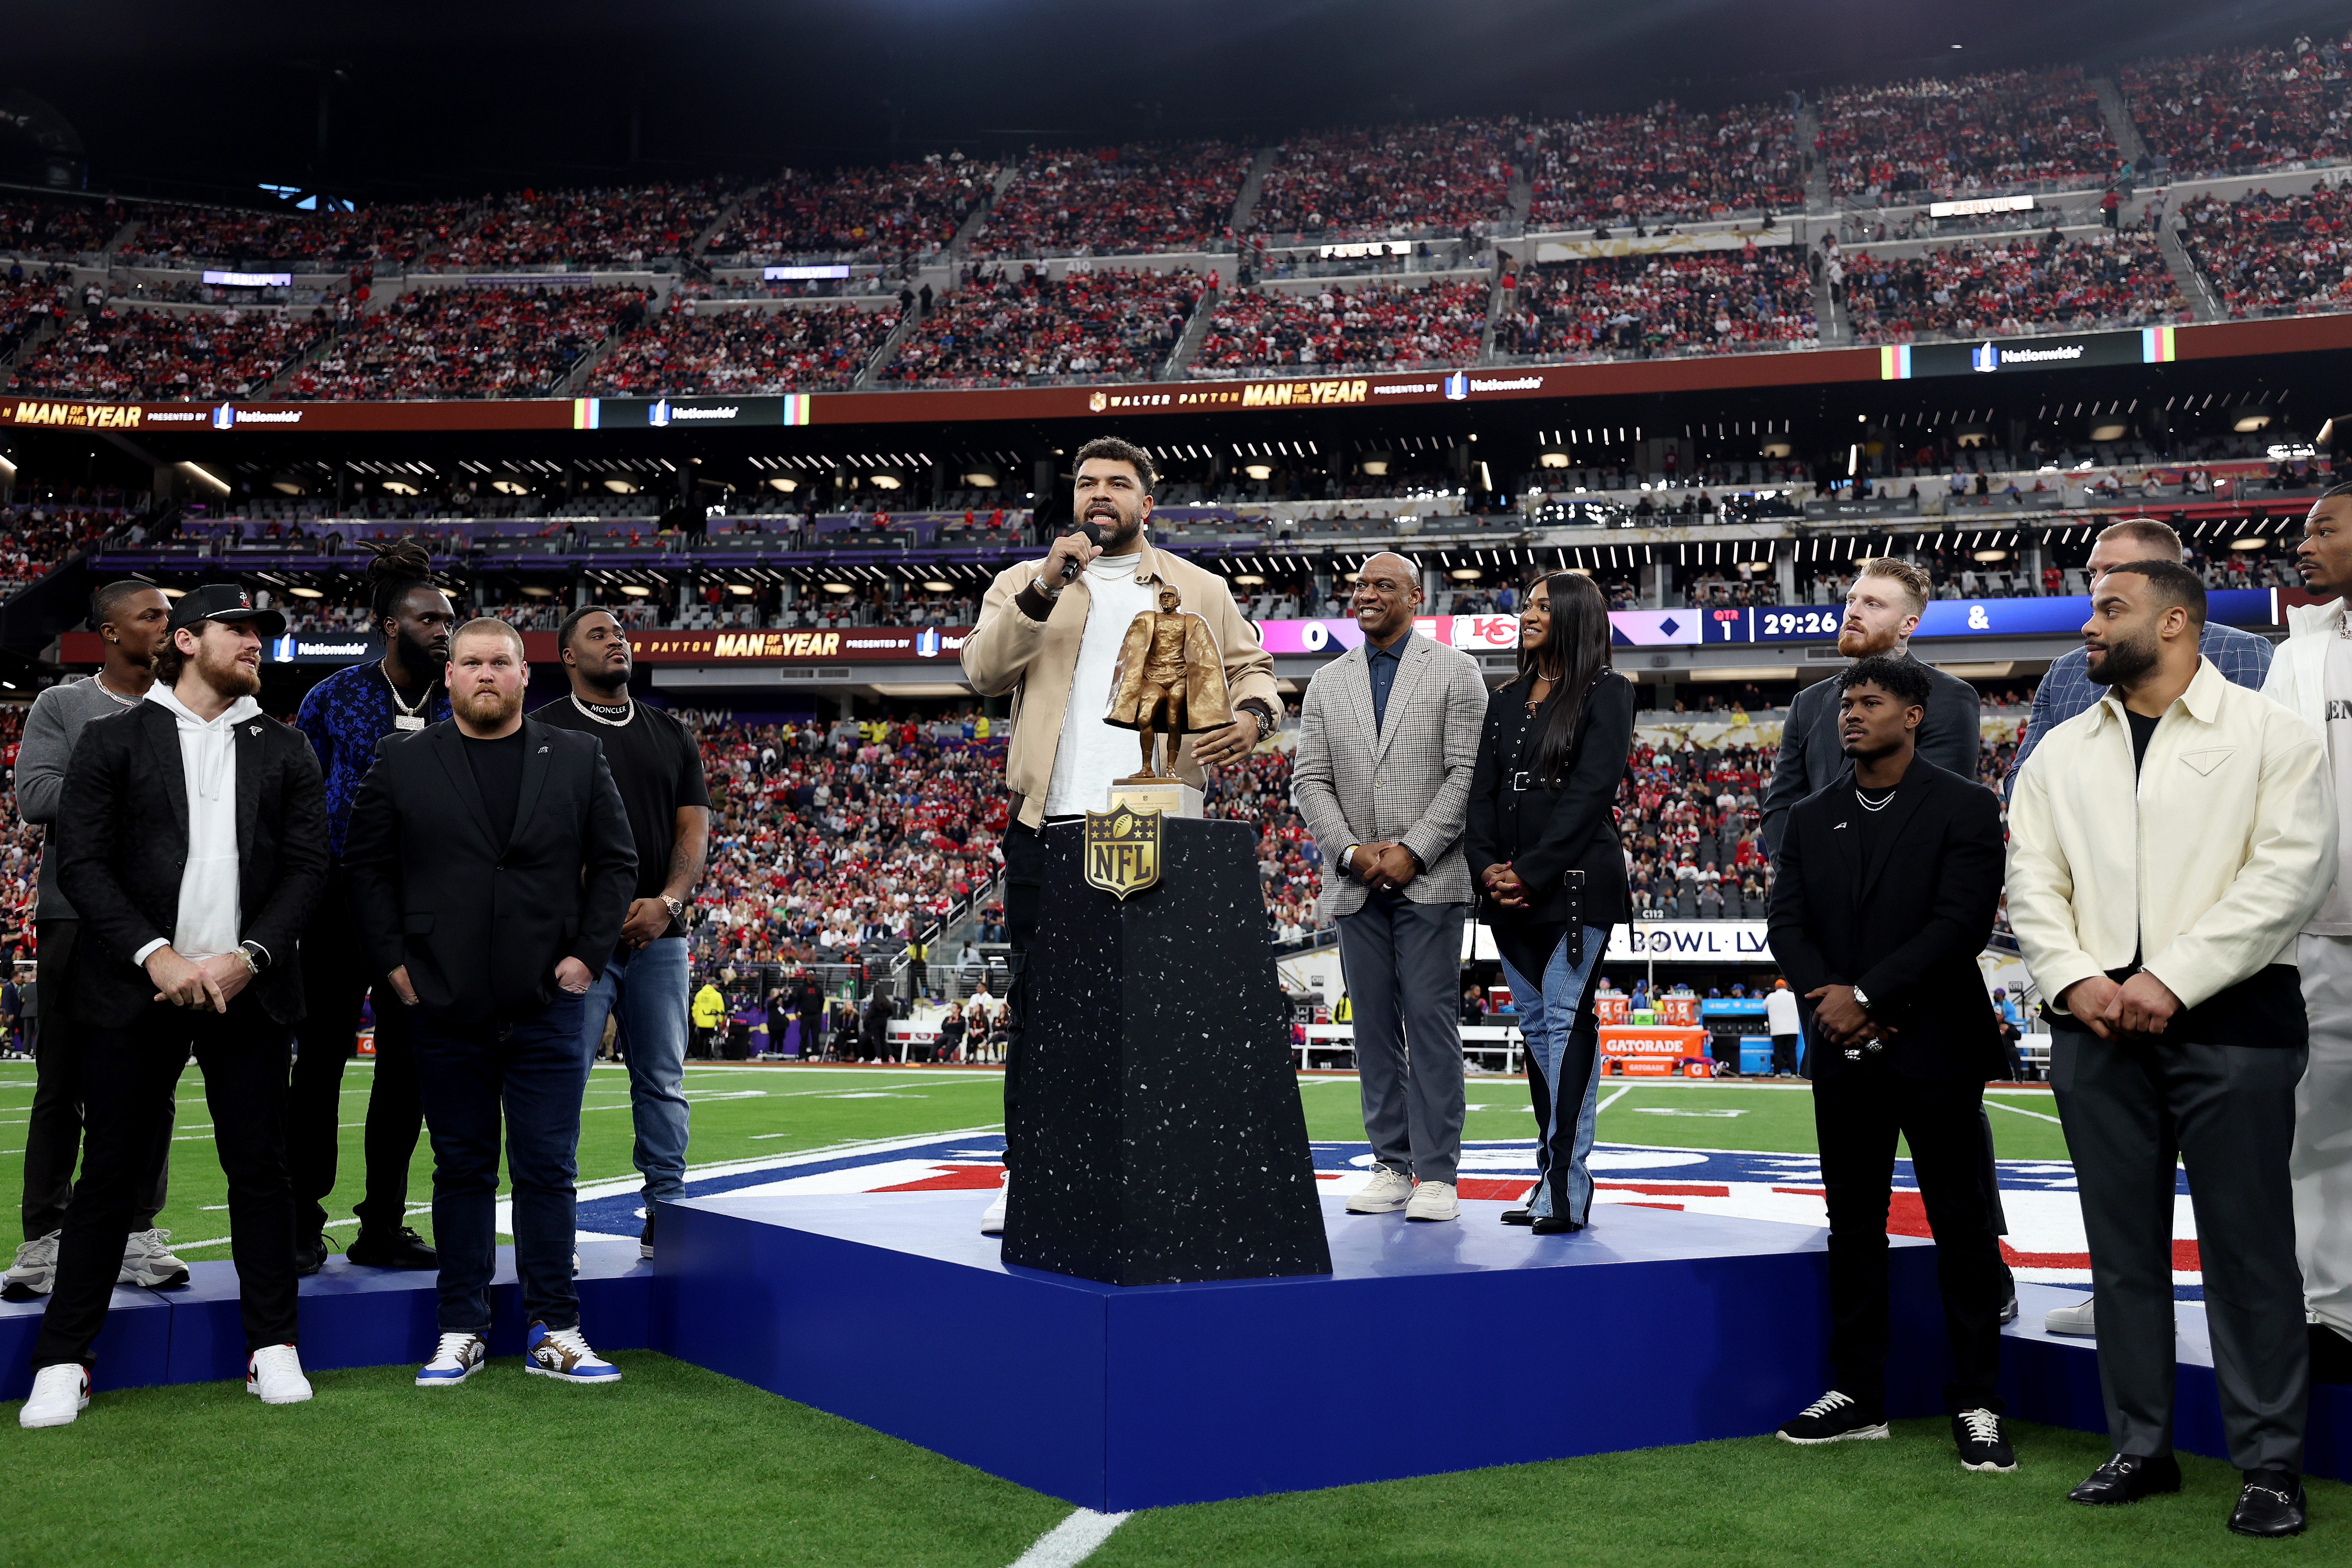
left=1005, top=817, right=1330, bottom=1286
left=1105, top=775, right=1201, bottom=818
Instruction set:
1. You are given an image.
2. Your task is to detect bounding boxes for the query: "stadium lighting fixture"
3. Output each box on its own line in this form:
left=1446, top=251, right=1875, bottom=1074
left=1232, top=573, right=1266, bottom=586
left=768, top=476, right=800, bottom=493
left=823, top=582, right=855, bottom=594
left=920, top=579, right=955, bottom=592
left=519, top=585, right=557, bottom=598
left=1971, top=549, right=2008, bottom=563
left=1760, top=440, right=1793, bottom=458
left=2233, top=411, right=2272, bottom=432
left=160, top=587, right=187, bottom=599
left=1359, top=459, right=1390, bottom=476
left=1244, top=463, right=1275, bottom=481
left=728, top=583, right=756, bottom=596
left=1448, top=568, right=1482, bottom=581
left=963, top=468, right=1001, bottom=488
left=2089, top=421, right=2128, bottom=442
left=288, top=586, right=325, bottom=599
left=380, top=479, right=419, bottom=495
left=491, top=479, right=530, bottom=495
left=603, top=478, right=640, bottom=494
left=2230, top=536, right=2269, bottom=551
left=1537, top=451, right=1570, bottom=469
left=618, top=585, right=653, bottom=597
left=870, top=474, right=904, bottom=490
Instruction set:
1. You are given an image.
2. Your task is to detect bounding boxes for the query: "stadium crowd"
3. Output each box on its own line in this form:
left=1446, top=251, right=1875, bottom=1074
left=1840, top=232, right=2185, bottom=342
left=0, top=198, right=123, bottom=261
left=2120, top=31, right=2352, bottom=176
left=1252, top=121, right=1514, bottom=240
left=283, top=285, right=645, bottom=400
left=587, top=299, right=897, bottom=395
left=8, top=305, right=323, bottom=399
left=1498, top=244, right=1816, bottom=359
left=2178, top=179, right=2352, bottom=317
left=1524, top=101, right=1804, bottom=228
left=1817, top=68, right=2117, bottom=198
left=0, top=506, right=118, bottom=596
left=1190, top=278, right=1488, bottom=373
left=709, top=157, right=994, bottom=262
left=973, top=144, right=1249, bottom=259
left=430, top=185, right=722, bottom=270
left=878, top=266, right=1205, bottom=386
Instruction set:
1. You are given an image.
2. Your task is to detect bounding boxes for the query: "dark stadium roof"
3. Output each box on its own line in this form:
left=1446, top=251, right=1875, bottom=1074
left=6, top=0, right=2348, bottom=201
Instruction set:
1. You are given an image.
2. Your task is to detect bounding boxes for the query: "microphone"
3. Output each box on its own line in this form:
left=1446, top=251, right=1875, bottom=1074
left=1060, top=519, right=1106, bottom=580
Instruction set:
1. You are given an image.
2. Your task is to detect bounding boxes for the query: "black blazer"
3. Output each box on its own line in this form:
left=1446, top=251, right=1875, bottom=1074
left=343, top=717, right=637, bottom=1024
left=1759, top=654, right=1980, bottom=857
left=55, top=701, right=328, bottom=1028
left=1464, top=669, right=1635, bottom=929
left=1765, top=754, right=2007, bottom=1083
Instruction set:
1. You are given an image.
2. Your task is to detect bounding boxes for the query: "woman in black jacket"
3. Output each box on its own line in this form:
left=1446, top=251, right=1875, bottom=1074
left=1465, top=571, right=1635, bottom=1235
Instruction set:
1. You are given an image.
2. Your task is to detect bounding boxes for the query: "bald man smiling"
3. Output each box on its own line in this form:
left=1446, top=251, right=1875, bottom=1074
left=1292, top=553, right=1491, bottom=1222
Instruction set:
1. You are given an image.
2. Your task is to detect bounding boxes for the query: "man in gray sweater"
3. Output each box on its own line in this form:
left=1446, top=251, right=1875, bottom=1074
left=1, top=580, right=187, bottom=1300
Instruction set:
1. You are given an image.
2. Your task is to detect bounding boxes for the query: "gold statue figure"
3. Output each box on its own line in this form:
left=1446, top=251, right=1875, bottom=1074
left=1104, top=584, right=1233, bottom=778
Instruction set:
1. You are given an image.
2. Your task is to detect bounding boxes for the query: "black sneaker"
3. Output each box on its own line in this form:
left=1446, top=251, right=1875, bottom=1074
left=345, top=1226, right=437, bottom=1270
left=638, top=1211, right=657, bottom=1261
left=293, top=1232, right=330, bottom=1278
left=1777, top=1389, right=1889, bottom=1445
left=2229, top=1469, right=2307, bottom=1537
left=2068, top=1452, right=2182, bottom=1505
left=1954, top=1408, right=2016, bottom=1472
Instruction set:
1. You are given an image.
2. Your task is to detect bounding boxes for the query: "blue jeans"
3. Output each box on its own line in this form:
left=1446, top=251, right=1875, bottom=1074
left=1500, top=927, right=1609, bottom=1224
left=580, top=937, right=691, bottom=1207
left=411, top=993, right=590, bottom=1334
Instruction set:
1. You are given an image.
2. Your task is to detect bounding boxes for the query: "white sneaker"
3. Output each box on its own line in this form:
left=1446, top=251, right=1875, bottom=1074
left=980, top=1177, right=1009, bottom=1236
left=3, top=1230, right=60, bottom=1298
left=415, top=1331, right=488, bottom=1388
left=2044, top=1297, right=2096, bottom=1337
left=18, top=1363, right=89, bottom=1428
left=119, top=1227, right=191, bottom=1288
left=246, top=1343, right=313, bottom=1405
left=1347, top=1167, right=1415, bottom=1214
left=524, top=1320, right=621, bottom=1384
left=1405, top=1179, right=1460, bottom=1223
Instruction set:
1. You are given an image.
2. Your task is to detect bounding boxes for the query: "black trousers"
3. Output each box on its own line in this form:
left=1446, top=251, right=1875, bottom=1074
left=287, top=870, right=422, bottom=1239
left=34, top=997, right=298, bottom=1369
left=1813, top=1058, right=2006, bottom=1416
left=1000, top=820, right=1046, bottom=1174
left=22, top=920, right=172, bottom=1240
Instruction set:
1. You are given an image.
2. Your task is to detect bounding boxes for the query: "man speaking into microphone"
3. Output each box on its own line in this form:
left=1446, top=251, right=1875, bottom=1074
left=961, top=436, right=1279, bottom=1235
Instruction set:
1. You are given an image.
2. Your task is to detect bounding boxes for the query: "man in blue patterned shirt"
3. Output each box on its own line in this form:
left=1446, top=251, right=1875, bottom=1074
left=2004, top=518, right=2274, bottom=801
left=287, top=542, right=455, bottom=1274
left=2000, top=517, right=2273, bottom=1345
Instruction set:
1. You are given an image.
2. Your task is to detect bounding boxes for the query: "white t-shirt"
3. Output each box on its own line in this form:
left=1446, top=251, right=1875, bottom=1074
left=2306, top=633, right=2352, bottom=935
left=1765, top=987, right=1801, bottom=1035
left=1043, top=551, right=1161, bottom=816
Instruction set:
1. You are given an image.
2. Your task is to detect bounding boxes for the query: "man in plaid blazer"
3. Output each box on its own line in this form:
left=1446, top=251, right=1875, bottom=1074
left=1292, top=553, right=1491, bottom=1223
left=2003, top=518, right=2273, bottom=801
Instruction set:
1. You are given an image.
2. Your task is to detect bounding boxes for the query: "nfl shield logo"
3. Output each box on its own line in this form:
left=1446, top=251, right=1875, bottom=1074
left=1084, top=808, right=1162, bottom=901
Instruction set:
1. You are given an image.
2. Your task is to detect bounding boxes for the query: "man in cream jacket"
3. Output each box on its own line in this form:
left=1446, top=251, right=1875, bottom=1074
left=961, top=435, right=1278, bottom=1235
left=2260, top=481, right=2352, bottom=1390
left=2008, top=561, right=2331, bottom=1536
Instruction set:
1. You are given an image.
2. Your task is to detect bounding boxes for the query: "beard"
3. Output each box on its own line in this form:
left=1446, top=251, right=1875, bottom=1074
left=2084, top=630, right=2159, bottom=687
left=1836, top=622, right=1896, bottom=658
left=396, top=625, right=447, bottom=673
left=579, top=656, right=631, bottom=696
left=190, top=642, right=261, bottom=698
left=1081, top=498, right=1143, bottom=550
left=452, top=684, right=523, bottom=728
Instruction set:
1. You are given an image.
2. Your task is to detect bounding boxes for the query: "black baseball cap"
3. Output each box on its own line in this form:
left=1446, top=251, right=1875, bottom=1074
left=167, top=584, right=288, bottom=638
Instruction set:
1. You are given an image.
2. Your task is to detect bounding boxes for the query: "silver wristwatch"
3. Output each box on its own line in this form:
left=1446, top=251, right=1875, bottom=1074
left=1851, top=983, right=1873, bottom=1014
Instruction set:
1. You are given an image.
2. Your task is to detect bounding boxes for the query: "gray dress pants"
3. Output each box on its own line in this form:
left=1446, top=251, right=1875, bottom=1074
left=2050, top=1025, right=2308, bottom=1473
left=1335, top=892, right=1468, bottom=1185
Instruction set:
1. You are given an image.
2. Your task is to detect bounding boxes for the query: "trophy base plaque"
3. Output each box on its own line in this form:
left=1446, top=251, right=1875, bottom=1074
left=1106, top=776, right=1202, bottom=818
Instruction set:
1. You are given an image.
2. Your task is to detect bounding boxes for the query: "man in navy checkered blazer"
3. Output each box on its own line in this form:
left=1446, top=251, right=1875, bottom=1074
left=2002, top=519, right=2274, bottom=802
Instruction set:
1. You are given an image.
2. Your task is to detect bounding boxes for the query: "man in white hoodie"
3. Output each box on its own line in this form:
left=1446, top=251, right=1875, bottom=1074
left=2260, top=481, right=2352, bottom=1388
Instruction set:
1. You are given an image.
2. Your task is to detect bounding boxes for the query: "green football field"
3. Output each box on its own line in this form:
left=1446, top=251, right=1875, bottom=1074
left=2, top=1064, right=2335, bottom=1566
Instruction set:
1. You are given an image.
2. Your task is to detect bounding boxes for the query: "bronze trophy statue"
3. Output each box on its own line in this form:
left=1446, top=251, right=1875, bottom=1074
left=1104, top=584, right=1233, bottom=784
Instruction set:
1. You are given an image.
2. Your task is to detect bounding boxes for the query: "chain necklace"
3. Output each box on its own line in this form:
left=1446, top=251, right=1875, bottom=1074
left=1855, top=785, right=1898, bottom=813
left=570, top=692, right=637, bottom=728
left=382, top=661, right=437, bottom=723
left=91, top=672, right=142, bottom=707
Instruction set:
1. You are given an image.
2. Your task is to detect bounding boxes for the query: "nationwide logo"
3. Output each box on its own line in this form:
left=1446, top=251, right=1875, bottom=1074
left=208, top=404, right=304, bottom=428
left=5, top=400, right=146, bottom=429
left=915, top=628, right=942, bottom=658
left=214, top=403, right=236, bottom=428
left=1972, top=341, right=1998, bottom=373
left=1444, top=371, right=1470, bottom=400
left=649, top=399, right=671, bottom=427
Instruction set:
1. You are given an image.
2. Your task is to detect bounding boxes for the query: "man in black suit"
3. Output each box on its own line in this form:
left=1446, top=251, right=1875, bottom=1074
left=344, top=619, right=636, bottom=1389
left=21, top=586, right=327, bottom=1428
left=1766, top=655, right=2015, bottom=1473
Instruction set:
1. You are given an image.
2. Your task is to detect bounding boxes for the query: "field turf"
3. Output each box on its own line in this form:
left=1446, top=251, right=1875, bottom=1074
left=3, top=1063, right=2328, bottom=1566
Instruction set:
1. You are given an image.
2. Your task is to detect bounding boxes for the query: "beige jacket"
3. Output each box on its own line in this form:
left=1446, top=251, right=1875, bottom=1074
left=961, top=536, right=1278, bottom=828
left=2007, top=656, right=2335, bottom=1015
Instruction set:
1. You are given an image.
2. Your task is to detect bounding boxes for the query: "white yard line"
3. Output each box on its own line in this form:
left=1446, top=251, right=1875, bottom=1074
left=1595, top=1085, right=1632, bottom=1115
left=1985, top=1097, right=2067, bottom=1126
left=1007, top=1509, right=1132, bottom=1568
